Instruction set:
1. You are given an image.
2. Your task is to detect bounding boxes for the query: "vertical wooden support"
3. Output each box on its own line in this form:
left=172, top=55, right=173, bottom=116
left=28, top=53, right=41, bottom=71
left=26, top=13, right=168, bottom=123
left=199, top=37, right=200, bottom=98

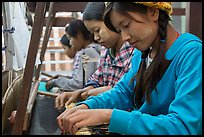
left=35, top=2, right=56, bottom=80
left=11, top=2, right=47, bottom=135
left=186, top=2, right=202, bottom=39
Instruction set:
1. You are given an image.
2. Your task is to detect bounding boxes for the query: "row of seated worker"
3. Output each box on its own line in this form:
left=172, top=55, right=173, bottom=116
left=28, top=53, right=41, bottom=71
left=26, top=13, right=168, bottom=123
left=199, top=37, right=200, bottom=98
left=9, top=2, right=201, bottom=135
left=47, top=2, right=202, bottom=135
left=43, top=18, right=134, bottom=101
left=8, top=2, right=135, bottom=133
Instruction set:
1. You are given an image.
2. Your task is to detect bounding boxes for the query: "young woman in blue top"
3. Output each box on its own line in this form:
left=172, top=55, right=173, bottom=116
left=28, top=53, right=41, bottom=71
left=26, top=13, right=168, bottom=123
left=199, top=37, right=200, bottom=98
left=56, top=2, right=202, bottom=135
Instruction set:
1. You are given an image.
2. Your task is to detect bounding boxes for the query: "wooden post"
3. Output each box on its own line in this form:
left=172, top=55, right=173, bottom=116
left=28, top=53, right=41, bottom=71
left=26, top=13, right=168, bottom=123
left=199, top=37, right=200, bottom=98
left=11, top=2, right=47, bottom=135
left=186, top=2, right=202, bottom=39
left=35, top=2, right=56, bottom=80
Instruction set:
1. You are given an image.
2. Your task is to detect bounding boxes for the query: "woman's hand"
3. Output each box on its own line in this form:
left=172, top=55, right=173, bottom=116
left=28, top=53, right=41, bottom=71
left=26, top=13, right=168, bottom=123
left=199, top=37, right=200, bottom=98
left=81, top=88, right=100, bottom=99
left=55, top=90, right=83, bottom=110
left=45, top=80, right=54, bottom=91
left=81, top=86, right=112, bottom=100
left=56, top=106, right=112, bottom=135
left=57, top=104, right=89, bottom=134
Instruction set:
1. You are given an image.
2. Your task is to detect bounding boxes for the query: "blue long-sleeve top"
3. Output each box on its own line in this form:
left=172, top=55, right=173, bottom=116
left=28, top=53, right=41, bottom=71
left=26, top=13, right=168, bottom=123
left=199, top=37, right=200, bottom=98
left=77, top=33, right=202, bottom=135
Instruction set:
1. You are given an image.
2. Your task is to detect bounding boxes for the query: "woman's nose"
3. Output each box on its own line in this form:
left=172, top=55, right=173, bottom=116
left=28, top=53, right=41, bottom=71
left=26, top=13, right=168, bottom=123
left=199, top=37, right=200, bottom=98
left=94, top=35, right=100, bottom=42
left=121, top=31, right=131, bottom=42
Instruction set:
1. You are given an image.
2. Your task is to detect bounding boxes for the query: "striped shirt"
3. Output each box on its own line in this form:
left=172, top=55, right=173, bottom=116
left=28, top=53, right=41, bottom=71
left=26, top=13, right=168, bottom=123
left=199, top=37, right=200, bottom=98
left=50, top=43, right=101, bottom=90
left=85, top=42, right=134, bottom=88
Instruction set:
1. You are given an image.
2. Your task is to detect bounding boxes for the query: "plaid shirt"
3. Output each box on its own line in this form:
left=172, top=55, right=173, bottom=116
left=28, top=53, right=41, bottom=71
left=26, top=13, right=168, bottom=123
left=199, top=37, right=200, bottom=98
left=85, top=42, right=134, bottom=88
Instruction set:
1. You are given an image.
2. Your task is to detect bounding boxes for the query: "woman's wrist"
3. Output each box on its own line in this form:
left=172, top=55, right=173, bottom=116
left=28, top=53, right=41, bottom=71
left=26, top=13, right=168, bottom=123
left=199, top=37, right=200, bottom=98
left=104, top=109, right=113, bottom=123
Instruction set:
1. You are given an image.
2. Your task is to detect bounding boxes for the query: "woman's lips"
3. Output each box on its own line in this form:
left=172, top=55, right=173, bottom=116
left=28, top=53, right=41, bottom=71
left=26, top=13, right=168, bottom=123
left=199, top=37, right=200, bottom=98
left=99, top=42, right=105, bottom=47
left=130, top=41, right=138, bottom=47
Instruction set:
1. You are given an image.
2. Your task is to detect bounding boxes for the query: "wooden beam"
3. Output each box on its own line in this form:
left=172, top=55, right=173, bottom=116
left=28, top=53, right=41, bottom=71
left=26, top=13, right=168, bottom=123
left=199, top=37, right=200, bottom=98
left=172, top=8, right=186, bottom=16
left=27, top=2, right=187, bottom=27
left=11, top=2, right=47, bottom=135
left=186, top=2, right=202, bottom=40
left=27, top=2, right=88, bottom=12
left=27, top=2, right=186, bottom=14
left=54, top=2, right=88, bottom=12
left=47, top=8, right=186, bottom=27
left=45, top=16, right=75, bottom=27
left=23, top=81, right=40, bottom=131
left=35, top=2, right=56, bottom=80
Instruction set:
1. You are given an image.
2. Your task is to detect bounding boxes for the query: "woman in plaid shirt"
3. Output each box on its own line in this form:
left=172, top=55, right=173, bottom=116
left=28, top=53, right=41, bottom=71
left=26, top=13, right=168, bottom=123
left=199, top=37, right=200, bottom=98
left=85, top=43, right=133, bottom=87
left=55, top=2, right=135, bottom=109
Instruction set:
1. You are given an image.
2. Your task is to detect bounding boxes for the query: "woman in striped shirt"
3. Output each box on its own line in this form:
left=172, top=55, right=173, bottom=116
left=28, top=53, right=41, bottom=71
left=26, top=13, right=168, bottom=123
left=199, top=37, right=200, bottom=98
left=46, top=20, right=101, bottom=91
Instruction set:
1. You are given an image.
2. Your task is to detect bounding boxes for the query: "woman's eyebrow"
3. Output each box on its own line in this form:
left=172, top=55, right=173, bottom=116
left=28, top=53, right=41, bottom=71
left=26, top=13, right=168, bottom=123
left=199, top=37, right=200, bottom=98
left=86, top=27, right=94, bottom=32
left=115, top=18, right=125, bottom=28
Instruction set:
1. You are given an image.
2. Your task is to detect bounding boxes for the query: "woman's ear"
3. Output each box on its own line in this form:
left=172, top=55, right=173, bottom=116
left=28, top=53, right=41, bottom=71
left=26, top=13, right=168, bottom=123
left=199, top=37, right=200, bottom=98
left=147, top=7, right=159, bottom=22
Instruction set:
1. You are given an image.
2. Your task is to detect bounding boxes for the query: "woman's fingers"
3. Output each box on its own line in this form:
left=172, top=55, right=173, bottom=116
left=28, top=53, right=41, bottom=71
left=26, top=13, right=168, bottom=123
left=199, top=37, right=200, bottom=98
left=72, top=120, right=84, bottom=135
left=57, top=112, right=65, bottom=131
left=55, top=95, right=64, bottom=109
left=65, top=96, right=74, bottom=106
left=57, top=107, right=79, bottom=133
left=66, top=110, right=86, bottom=135
left=57, top=108, right=84, bottom=134
left=81, top=91, right=88, bottom=100
left=45, top=81, right=53, bottom=91
left=55, top=92, right=70, bottom=109
left=57, top=107, right=107, bottom=135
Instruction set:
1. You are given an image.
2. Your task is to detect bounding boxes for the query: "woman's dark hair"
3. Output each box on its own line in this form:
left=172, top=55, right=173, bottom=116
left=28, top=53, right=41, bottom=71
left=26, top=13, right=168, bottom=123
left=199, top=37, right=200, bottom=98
left=60, top=34, right=71, bottom=48
left=65, top=19, right=93, bottom=41
left=104, top=2, right=147, bottom=33
left=104, top=2, right=172, bottom=108
left=82, top=2, right=105, bottom=21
